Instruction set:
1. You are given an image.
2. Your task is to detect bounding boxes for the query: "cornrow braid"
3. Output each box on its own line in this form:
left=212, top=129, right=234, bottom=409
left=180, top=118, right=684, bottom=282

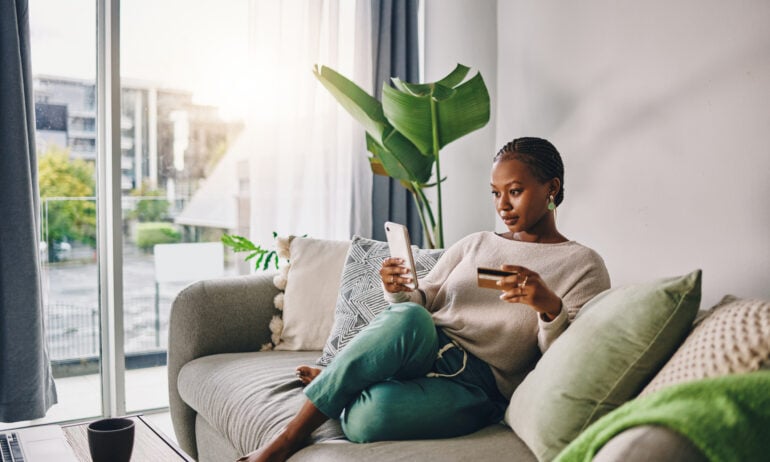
left=494, top=137, right=565, bottom=206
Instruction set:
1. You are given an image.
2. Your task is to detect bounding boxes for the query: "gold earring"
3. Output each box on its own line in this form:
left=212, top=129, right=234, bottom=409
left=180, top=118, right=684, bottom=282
left=547, top=195, right=556, bottom=211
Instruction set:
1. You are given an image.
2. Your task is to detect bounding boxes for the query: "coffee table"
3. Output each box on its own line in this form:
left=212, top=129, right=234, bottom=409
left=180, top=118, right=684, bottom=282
left=63, top=415, right=193, bottom=461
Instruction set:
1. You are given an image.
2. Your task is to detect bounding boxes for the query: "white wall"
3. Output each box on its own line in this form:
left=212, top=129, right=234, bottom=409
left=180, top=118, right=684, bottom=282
left=495, top=1, right=770, bottom=307
left=423, top=0, right=499, bottom=246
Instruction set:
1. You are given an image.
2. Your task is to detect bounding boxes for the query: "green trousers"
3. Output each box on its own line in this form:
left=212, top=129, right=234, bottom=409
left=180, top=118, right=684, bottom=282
left=304, top=303, right=506, bottom=443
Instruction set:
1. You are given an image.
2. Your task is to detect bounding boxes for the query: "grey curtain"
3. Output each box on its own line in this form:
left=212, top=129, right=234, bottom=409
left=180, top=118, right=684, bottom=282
left=0, top=0, right=58, bottom=422
left=370, top=0, right=423, bottom=246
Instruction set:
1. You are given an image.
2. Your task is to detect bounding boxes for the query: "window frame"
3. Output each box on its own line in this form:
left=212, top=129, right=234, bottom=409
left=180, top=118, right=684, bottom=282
left=96, top=0, right=127, bottom=417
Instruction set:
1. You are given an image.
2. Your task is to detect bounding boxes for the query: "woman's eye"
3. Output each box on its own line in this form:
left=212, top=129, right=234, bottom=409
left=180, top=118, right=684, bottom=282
left=510, top=189, right=522, bottom=196
left=491, top=191, right=500, bottom=198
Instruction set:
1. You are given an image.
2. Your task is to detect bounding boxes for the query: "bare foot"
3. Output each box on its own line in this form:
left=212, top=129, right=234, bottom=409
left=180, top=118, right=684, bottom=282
left=236, top=431, right=299, bottom=462
left=237, top=399, right=327, bottom=462
left=295, top=365, right=322, bottom=386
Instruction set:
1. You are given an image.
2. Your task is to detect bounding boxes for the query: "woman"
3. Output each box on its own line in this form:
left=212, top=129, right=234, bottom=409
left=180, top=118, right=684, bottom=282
left=238, top=137, right=611, bottom=462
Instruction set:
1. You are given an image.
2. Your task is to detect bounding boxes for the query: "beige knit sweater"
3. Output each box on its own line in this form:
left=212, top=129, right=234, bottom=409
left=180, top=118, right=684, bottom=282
left=385, top=231, right=611, bottom=398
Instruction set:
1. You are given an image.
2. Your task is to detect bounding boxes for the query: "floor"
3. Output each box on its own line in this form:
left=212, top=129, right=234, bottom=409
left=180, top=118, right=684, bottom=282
left=0, top=366, right=176, bottom=443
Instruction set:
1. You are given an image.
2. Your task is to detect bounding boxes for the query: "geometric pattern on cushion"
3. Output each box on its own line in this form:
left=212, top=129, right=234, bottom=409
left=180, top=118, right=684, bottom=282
left=639, top=295, right=770, bottom=396
left=316, top=235, right=443, bottom=366
left=505, top=270, right=702, bottom=462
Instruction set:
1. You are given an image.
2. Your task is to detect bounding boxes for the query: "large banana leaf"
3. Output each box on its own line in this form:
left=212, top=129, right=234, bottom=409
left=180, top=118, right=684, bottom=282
left=380, top=86, right=434, bottom=155
left=313, top=65, right=389, bottom=146
left=314, top=65, right=433, bottom=184
left=382, top=67, right=490, bottom=155
left=366, top=132, right=433, bottom=184
left=436, top=63, right=471, bottom=88
left=391, top=63, right=470, bottom=96
left=314, top=62, right=490, bottom=249
left=436, top=72, right=490, bottom=147
left=380, top=129, right=434, bottom=183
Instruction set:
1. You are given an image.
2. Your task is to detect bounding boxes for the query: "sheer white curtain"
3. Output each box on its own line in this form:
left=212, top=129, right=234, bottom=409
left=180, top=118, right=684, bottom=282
left=242, top=0, right=373, bottom=244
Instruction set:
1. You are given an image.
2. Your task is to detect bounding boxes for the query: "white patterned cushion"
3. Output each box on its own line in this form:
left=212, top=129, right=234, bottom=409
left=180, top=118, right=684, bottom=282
left=639, top=295, right=770, bottom=396
left=316, top=235, right=443, bottom=366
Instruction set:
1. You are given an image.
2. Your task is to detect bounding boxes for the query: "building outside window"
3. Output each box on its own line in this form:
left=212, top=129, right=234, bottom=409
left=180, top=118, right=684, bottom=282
left=1, top=0, right=365, bottom=430
left=19, top=0, right=251, bottom=425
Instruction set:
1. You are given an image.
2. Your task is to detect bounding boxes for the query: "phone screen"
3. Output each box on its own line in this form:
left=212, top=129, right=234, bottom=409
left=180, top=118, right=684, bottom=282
left=384, top=221, right=418, bottom=290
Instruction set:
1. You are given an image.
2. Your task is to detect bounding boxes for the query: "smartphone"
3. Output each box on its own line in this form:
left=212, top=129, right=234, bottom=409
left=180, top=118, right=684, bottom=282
left=384, top=221, right=418, bottom=290
left=477, top=267, right=518, bottom=289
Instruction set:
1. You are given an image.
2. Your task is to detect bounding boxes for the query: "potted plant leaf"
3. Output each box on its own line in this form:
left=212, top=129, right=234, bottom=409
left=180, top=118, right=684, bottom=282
left=314, top=63, right=490, bottom=248
left=221, top=232, right=281, bottom=271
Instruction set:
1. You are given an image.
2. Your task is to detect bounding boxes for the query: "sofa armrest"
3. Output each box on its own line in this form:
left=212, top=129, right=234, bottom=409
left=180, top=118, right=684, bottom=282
left=167, top=273, right=280, bottom=459
left=593, top=425, right=707, bottom=462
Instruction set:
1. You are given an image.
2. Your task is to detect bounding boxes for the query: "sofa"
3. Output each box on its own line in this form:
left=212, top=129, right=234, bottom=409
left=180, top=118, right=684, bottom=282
left=168, top=236, right=770, bottom=461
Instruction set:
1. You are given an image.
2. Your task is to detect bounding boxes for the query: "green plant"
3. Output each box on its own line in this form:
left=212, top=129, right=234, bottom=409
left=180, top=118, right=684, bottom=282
left=136, top=222, right=182, bottom=252
left=129, top=183, right=169, bottom=222
left=314, top=63, right=490, bottom=248
left=221, top=233, right=281, bottom=271
left=38, top=146, right=97, bottom=261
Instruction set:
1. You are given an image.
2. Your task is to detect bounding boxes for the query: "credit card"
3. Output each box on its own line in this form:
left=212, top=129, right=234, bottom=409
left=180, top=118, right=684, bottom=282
left=477, top=267, right=517, bottom=289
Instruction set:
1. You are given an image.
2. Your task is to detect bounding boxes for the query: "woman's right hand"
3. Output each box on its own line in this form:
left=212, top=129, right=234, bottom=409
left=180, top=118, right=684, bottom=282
left=380, top=258, right=414, bottom=293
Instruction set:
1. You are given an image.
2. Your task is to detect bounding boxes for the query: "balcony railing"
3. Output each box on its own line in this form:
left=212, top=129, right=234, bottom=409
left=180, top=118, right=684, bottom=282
left=41, top=196, right=194, bottom=378
left=45, top=291, right=177, bottom=377
left=45, top=295, right=175, bottom=360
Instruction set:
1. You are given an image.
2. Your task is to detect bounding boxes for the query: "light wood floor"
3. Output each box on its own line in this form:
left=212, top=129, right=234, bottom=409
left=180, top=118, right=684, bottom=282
left=0, top=366, right=175, bottom=442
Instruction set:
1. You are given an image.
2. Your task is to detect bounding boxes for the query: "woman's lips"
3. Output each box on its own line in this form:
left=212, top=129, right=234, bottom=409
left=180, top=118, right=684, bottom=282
left=501, top=216, right=518, bottom=226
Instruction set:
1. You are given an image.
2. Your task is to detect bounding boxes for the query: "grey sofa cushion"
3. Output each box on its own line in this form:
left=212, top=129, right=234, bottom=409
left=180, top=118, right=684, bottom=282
left=178, top=351, right=343, bottom=455
left=178, top=350, right=536, bottom=461
left=196, top=411, right=535, bottom=462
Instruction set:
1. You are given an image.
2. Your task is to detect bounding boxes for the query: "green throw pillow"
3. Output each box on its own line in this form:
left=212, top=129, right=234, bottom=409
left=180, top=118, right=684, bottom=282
left=505, top=270, right=702, bottom=462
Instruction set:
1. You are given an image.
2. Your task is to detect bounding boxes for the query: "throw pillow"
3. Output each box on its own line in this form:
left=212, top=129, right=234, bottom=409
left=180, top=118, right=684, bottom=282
left=639, top=294, right=770, bottom=396
left=505, top=270, right=702, bottom=462
left=316, top=235, right=443, bottom=366
left=273, top=237, right=351, bottom=351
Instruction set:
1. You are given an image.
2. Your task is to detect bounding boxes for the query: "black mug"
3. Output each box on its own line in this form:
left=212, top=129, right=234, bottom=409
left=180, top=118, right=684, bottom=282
left=87, top=417, right=135, bottom=462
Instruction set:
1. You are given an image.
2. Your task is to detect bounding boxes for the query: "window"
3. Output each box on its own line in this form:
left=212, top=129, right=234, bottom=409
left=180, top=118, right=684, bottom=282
left=11, top=0, right=371, bottom=428
left=27, top=0, right=101, bottom=424
left=121, top=0, right=249, bottom=410
left=26, top=0, right=247, bottom=420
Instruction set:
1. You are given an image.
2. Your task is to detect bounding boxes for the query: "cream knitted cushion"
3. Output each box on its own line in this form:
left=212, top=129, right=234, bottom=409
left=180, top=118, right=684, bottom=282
left=273, top=237, right=351, bottom=351
left=640, top=295, right=770, bottom=396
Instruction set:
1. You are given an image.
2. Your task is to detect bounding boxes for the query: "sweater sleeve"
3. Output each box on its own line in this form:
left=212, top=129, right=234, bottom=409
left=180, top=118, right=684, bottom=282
left=537, top=249, right=611, bottom=353
left=537, top=305, right=569, bottom=352
left=562, top=249, right=611, bottom=321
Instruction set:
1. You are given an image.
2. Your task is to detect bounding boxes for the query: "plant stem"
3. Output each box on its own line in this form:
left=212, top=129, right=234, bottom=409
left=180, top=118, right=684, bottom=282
left=416, top=186, right=437, bottom=235
left=429, top=94, right=444, bottom=248
left=416, top=187, right=438, bottom=248
left=410, top=183, right=435, bottom=249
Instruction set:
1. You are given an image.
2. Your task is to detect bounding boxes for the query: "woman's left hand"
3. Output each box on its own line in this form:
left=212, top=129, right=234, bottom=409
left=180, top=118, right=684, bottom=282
left=497, top=265, right=562, bottom=321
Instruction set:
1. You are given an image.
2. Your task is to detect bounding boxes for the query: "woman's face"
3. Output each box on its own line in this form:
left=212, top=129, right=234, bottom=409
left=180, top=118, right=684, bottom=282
left=491, top=157, right=556, bottom=236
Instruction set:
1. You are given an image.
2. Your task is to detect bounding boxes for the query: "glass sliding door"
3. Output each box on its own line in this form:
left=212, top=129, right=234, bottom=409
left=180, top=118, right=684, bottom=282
left=2, top=0, right=361, bottom=428
left=26, top=0, right=102, bottom=424
left=119, top=0, right=248, bottom=412
left=1, top=0, right=255, bottom=428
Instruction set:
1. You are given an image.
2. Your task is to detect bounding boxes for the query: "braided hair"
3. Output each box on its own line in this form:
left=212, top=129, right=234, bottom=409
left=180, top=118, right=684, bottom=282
left=494, top=137, right=565, bottom=206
